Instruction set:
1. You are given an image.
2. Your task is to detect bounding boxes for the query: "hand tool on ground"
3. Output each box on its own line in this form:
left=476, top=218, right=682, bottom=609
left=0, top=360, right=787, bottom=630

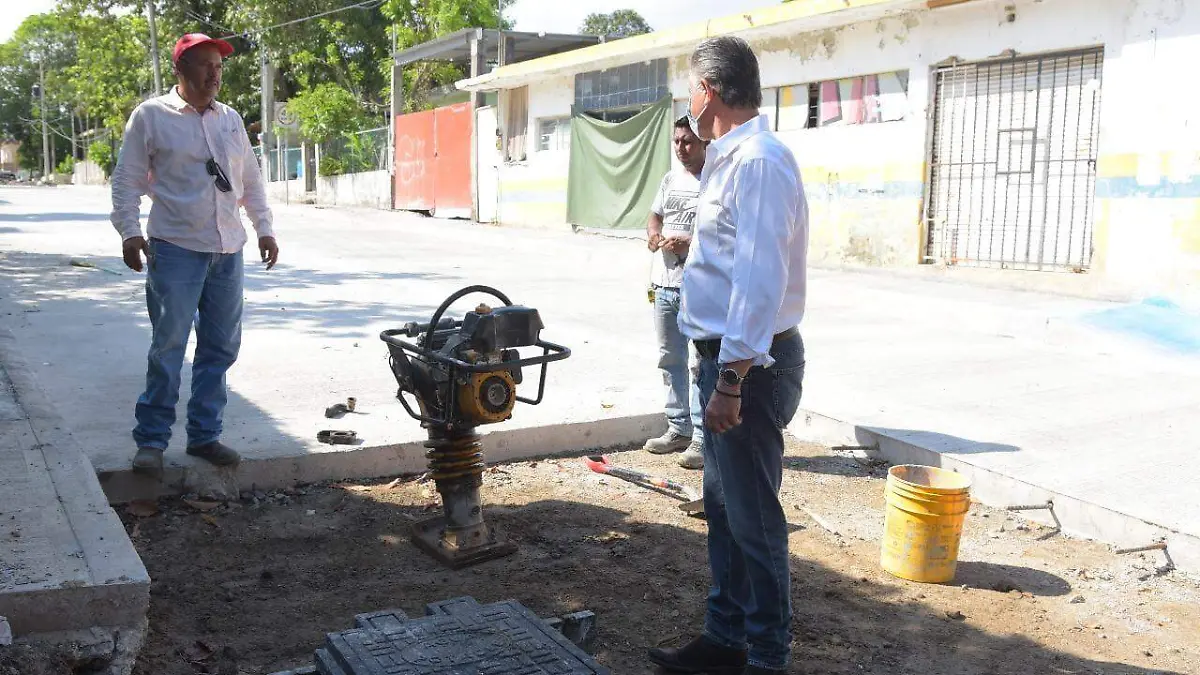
left=583, top=455, right=704, bottom=517
left=69, top=258, right=123, bottom=275
left=324, top=397, right=358, bottom=418
left=380, top=285, right=570, bottom=568
left=317, top=429, right=357, bottom=445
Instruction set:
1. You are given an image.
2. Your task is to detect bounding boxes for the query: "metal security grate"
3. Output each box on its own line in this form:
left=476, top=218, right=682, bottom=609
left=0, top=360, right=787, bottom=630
left=924, top=49, right=1104, bottom=271
left=574, top=59, right=669, bottom=117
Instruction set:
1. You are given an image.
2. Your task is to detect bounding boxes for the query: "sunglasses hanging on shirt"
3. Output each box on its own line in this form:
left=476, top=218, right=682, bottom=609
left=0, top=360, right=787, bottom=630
left=205, top=158, right=232, bottom=193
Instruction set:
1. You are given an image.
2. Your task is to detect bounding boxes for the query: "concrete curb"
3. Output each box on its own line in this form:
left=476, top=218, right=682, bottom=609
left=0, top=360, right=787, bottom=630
left=0, top=328, right=150, bottom=636
left=97, top=413, right=667, bottom=504
left=790, top=409, right=1200, bottom=575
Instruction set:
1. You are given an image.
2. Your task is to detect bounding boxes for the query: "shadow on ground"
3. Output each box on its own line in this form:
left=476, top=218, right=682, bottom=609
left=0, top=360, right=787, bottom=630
left=0, top=228, right=1183, bottom=675
left=784, top=453, right=887, bottom=478
left=0, top=248, right=445, bottom=476
left=954, top=561, right=1073, bottom=597
left=120, top=488, right=1178, bottom=675
left=836, top=425, right=1022, bottom=456
left=1, top=248, right=446, bottom=339
left=0, top=211, right=113, bottom=222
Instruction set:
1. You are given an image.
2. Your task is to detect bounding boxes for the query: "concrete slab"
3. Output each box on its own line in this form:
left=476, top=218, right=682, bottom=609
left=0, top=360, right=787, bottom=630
left=0, top=324, right=149, bottom=636
left=1, top=185, right=1199, bottom=573
left=0, top=186, right=668, bottom=504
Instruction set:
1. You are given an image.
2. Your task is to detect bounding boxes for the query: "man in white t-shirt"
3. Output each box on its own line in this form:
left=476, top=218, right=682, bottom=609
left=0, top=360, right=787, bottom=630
left=643, top=116, right=708, bottom=469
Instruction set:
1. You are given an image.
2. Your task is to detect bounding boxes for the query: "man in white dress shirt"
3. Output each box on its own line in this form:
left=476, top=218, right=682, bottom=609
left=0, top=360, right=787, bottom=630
left=110, top=34, right=278, bottom=478
left=648, top=36, right=807, bottom=675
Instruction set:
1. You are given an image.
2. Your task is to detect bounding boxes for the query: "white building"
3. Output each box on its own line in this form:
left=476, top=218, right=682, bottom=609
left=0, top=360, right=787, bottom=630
left=458, top=0, right=1200, bottom=301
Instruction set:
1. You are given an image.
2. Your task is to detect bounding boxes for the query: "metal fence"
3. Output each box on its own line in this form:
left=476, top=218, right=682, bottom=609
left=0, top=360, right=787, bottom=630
left=319, top=126, right=388, bottom=176
left=924, top=48, right=1104, bottom=272
left=254, top=145, right=305, bottom=182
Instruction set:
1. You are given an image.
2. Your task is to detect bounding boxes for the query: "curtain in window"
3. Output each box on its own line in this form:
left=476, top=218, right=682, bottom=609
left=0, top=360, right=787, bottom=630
left=504, top=86, right=529, bottom=161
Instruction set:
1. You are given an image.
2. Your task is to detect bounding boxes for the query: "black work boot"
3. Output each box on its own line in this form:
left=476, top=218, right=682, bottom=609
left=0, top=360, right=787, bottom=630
left=186, top=441, right=241, bottom=467
left=744, top=667, right=787, bottom=675
left=132, top=447, right=164, bottom=479
left=648, top=635, right=747, bottom=674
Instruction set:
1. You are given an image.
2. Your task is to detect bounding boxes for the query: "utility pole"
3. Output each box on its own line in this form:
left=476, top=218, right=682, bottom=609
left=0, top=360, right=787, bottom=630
left=259, top=36, right=274, bottom=185
left=147, top=0, right=164, bottom=94
left=37, top=60, right=51, bottom=178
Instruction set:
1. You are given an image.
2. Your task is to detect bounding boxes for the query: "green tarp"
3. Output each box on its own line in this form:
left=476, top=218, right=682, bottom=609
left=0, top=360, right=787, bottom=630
left=567, top=97, right=673, bottom=230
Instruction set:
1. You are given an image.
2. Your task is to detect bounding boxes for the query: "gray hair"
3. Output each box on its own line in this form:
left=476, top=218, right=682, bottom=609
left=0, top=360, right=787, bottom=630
left=689, top=36, right=762, bottom=109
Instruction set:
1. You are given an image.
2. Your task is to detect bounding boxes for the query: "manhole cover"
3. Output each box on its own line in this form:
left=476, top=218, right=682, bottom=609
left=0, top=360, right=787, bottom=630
left=313, top=597, right=608, bottom=675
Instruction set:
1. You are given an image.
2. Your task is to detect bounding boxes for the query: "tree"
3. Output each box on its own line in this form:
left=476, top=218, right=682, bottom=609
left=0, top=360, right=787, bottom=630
left=1, top=0, right=515, bottom=157
left=88, top=140, right=114, bottom=178
left=579, top=9, right=652, bottom=39
left=285, top=82, right=366, bottom=142
left=381, top=0, right=511, bottom=113
left=223, top=0, right=392, bottom=118
left=63, top=11, right=154, bottom=132
left=0, top=11, right=81, bottom=173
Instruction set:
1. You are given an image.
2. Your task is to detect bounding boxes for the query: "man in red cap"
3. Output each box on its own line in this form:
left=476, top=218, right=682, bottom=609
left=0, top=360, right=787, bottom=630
left=110, top=33, right=279, bottom=478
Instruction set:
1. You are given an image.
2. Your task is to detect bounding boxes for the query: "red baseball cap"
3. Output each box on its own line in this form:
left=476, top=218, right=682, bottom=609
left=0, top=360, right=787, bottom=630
left=172, top=33, right=234, bottom=64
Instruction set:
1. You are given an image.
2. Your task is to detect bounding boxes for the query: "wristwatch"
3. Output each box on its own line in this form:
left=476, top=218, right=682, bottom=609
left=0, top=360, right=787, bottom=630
left=718, top=367, right=745, bottom=388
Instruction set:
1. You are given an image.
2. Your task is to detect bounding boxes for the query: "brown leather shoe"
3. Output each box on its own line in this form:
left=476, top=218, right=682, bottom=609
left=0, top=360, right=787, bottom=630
left=132, top=447, right=164, bottom=479
left=186, top=441, right=241, bottom=467
left=648, top=635, right=746, bottom=673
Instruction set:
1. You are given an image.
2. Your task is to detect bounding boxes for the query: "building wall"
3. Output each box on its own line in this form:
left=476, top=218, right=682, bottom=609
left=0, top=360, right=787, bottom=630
left=676, top=14, right=930, bottom=268
left=495, top=75, right=573, bottom=228
left=265, top=178, right=308, bottom=204
left=72, top=160, right=106, bottom=186
left=488, top=0, right=1200, bottom=298
left=316, top=170, right=391, bottom=210
left=1084, top=0, right=1200, bottom=299
left=740, top=0, right=1198, bottom=296
left=0, top=142, right=19, bottom=173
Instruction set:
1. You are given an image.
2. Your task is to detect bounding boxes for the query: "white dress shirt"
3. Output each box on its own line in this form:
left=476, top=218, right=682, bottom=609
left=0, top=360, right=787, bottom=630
left=678, top=114, right=808, bottom=367
left=110, top=86, right=274, bottom=254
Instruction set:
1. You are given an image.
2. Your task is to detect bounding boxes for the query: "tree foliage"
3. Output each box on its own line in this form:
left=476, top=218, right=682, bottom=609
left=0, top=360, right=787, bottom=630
left=0, top=10, right=84, bottom=173
left=64, top=12, right=154, bottom=131
left=88, top=140, right=114, bottom=177
left=285, top=82, right=366, bottom=142
left=381, top=0, right=511, bottom=113
left=579, top=9, right=652, bottom=40
left=1, top=0, right=514, bottom=162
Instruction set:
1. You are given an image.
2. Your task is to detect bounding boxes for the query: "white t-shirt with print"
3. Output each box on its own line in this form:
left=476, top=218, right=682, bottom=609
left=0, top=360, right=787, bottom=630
left=649, top=168, right=701, bottom=289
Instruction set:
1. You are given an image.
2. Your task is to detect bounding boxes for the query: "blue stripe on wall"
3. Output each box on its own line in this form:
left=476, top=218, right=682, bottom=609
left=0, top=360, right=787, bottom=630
left=1096, top=176, right=1200, bottom=199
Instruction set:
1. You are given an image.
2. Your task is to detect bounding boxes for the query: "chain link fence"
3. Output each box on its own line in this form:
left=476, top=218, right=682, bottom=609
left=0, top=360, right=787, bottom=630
left=319, top=126, right=388, bottom=176
left=254, top=145, right=305, bottom=182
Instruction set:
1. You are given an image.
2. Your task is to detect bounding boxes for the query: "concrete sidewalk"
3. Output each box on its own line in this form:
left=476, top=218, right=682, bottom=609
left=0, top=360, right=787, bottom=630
left=1, top=185, right=1198, bottom=573
left=0, top=325, right=149, bottom=638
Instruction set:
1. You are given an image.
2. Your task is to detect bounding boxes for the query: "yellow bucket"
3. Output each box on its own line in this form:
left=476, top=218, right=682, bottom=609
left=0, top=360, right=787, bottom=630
left=880, top=465, right=972, bottom=583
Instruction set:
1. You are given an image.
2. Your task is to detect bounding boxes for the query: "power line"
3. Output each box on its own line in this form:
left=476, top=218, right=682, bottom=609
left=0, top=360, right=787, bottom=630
left=18, top=117, right=75, bottom=144
left=185, top=9, right=236, bottom=35
left=218, top=0, right=385, bottom=41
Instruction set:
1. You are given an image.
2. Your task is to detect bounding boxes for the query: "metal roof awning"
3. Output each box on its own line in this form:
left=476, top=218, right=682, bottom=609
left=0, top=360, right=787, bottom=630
left=456, top=0, right=959, bottom=92
left=394, top=28, right=601, bottom=67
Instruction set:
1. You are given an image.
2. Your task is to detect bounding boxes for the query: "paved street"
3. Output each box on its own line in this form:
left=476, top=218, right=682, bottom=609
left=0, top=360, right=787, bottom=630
left=2, top=184, right=1199, bottom=570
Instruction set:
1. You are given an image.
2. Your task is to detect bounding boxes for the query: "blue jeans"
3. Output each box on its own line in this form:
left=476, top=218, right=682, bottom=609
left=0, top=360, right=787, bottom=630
left=698, top=332, right=804, bottom=670
left=653, top=287, right=703, bottom=443
left=133, top=238, right=244, bottom=451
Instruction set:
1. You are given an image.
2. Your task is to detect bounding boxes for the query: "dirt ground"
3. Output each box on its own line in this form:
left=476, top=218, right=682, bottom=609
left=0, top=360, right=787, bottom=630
left=93, top=440, right=1200, bottom=675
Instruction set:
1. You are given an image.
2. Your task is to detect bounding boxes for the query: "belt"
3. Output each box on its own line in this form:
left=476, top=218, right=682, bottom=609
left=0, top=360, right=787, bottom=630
left=694, top=326, right=799, bottom=361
